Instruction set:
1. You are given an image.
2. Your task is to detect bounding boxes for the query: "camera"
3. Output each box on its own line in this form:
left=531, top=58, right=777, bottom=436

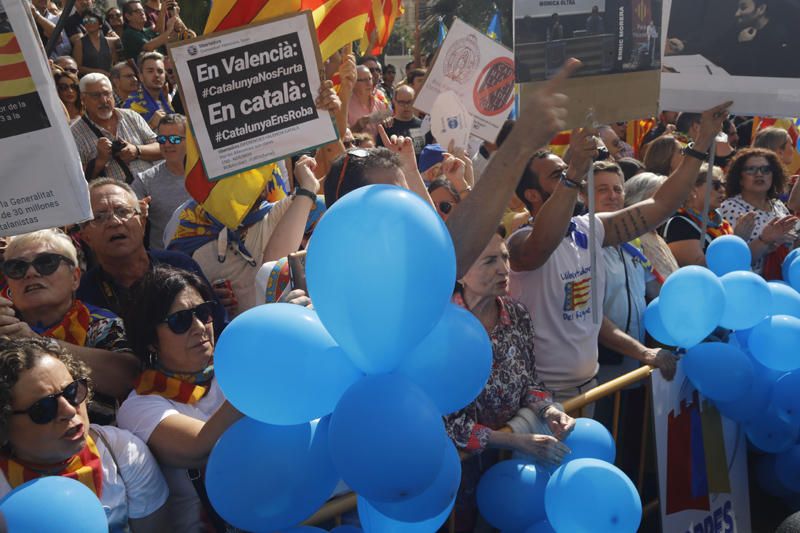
left=111, top=139, right=126, bottom=156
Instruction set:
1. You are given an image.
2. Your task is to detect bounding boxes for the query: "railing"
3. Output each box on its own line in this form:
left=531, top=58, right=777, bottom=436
left=304, top=365, right=659, bottom=528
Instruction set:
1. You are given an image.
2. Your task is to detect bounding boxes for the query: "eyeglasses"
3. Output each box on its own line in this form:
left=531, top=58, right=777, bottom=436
left=107, top=11, right=122, bottom=18
left=157, top=134, right=185, bottom=145
left=395, top=99, right=414, bottom=106
left=12, top=379, right=89, bottom=424
left=82, top=17, right=100, bottom=24
left=369, top=67, right=382, bottom=74
left=119, top=73, right=138, bottom=80
left=162, top=301, right=217, bottom=334
left=742, top=165, right=772, bottom=176
left=83, top=90, right=114, bottom=100
left=356, top=77, right=372, bottom=83
left=61, top=67, right=79, bottom=74
left=2, top=253, right=74, bottom=280
left=57, top=83, right=78, bottom=92
left=335, top=149, right=370, bottom=201
left=87, top=205, right=140, bottom=226
left=438, top=201, right=453, bottom=214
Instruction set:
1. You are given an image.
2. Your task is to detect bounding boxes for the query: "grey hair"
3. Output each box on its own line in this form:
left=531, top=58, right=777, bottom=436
left=753, top=127, right=791, bottom=153
left=79, top=72, right=112, bottom=93
left=623, top=172, right=667, bottom=207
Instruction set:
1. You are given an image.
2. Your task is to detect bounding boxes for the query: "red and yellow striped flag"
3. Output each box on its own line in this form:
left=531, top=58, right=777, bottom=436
left=186, top=0, right=370, bottom=228
left=0, top=33, right=36, bottom=99
left=360, top=0, right=403, bottom=55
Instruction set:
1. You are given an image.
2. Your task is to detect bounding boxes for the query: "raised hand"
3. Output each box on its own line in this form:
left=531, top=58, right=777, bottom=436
left=315, top=80, right=341, bottom=114
left=294, top=155, right=320, bottom=194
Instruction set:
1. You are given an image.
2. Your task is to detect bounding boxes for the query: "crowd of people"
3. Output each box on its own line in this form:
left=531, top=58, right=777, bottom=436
left=2, top=1, right=800, bottom=531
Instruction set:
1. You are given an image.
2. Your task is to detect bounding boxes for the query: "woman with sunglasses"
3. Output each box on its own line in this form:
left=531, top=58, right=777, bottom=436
left=73, top=9, right=119, bottom=77
left=53, top=69, right=82, bottom=123
left=117, top=265, right=242, bottom=532
left=428, top=176, right=460, bottom=221
left=106, top=7, right=125, bottom=37
left=0, top=337, right=170, bottom=531
left=446, top=226, right=574, bottom=531
left=663, top=164, right=756, bottom=267
left=720, top=148, right=799, bottom=277
left=0, top=229, right=140, bottom=424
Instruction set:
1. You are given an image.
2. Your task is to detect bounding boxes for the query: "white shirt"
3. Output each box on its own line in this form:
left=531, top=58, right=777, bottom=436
left=509, top=214, right=606, bottom=390
left=117, top=380, right=226, bottom=533
left=0, top=425, right=168, bottom=533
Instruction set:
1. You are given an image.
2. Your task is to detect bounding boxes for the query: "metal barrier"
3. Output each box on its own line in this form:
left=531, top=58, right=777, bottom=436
left=304, top=365, right=659, bottom=528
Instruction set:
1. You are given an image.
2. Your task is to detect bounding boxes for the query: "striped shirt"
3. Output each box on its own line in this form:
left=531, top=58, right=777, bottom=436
left=70, top=108, right=157, bottom=182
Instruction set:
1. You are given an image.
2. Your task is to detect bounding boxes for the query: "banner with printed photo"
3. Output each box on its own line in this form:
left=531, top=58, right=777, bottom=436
left=652, top=367, right=752, bottom=532
left=0, top=0, right=91, bottom=236
left=660, top=0, right=800, bottom=116
left=413, top=18, right=516, bottom=143
left=169, top=12, right=338, bottom=182
left=513, top=0, right=661, bottom=128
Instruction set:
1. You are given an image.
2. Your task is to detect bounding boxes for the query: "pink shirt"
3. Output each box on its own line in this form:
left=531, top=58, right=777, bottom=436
left=347, top=94, right=389, bottom=140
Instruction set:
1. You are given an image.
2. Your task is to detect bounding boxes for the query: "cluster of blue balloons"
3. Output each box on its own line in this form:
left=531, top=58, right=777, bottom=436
left=476, top=419, right=642, bottom=532
left=211, top=185, right=494, bottom=531
left=644, top=235, right=800, bottom=506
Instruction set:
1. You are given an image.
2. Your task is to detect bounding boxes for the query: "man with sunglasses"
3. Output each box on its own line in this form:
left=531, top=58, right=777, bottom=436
left=122, top=51, right=174, bottom=129
left=132, top=114, right=190, bottom=249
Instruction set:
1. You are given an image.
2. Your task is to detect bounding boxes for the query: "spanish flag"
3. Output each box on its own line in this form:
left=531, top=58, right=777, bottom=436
left=186, top=0, right=370, bottom=228
left=360, top=0, right=403, bottom=55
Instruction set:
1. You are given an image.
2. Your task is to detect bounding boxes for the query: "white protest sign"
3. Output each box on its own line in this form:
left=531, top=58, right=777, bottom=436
left=0, top=0, right=91, bottom=236
left=429, top=91, right=472, bottom=152
left=660, top=0, right=800, bottom=116
left=415, top=18, right=515, bottom=143
left=169, top=12, right=338, bottom=182
left=652, top=368, right=752, bottom=532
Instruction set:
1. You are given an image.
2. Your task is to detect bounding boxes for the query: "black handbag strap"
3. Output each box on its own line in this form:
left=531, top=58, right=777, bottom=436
left=81, top=115, right=136, bottom=184
left=188, top=468, right=228, bottom=532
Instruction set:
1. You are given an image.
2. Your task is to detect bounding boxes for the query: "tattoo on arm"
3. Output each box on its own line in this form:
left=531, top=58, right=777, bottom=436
left=610, top=206, right=649, bottom=243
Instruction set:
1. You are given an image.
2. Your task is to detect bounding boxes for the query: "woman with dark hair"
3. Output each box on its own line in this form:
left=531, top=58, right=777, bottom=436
left=445, top=227, right=574, bottom=531
left=73, top=9, right=119, bottom=77
left=53, top=69, right=82, bottom=122
left=0, top=337, right=169, bottom=531
left=117, top=265, right=242, bottom=532
left=643, top=135, right=684, bottom=176
left=720, top=147, right=799, bottom=277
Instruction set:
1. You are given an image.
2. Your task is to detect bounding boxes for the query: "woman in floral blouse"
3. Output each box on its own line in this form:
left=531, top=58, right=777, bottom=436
left=445, top=227, right=575, bottom=531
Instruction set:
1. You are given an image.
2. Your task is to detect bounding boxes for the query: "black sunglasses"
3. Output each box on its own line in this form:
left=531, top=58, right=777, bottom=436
left=438, top=201, right=453, bottom=214
left=12, top=379, right=89, bottom=424
left=2, top=253, right=73, bottom=280
left=162, top=301, right=216, bottom=334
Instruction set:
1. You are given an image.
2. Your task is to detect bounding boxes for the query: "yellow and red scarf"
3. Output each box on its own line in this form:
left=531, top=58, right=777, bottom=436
left=0, top=434, right=103, bottom=497
left=134, top=364, right=214, bottom=405
left=31, top=300, right=117, bottom=347
left=677, top=208, right=734, bottom=240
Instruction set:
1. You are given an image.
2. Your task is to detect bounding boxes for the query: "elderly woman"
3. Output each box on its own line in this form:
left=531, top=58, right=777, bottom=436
left=643, top=135, right=684, bottom=176
left=0, top=229, right=139, bottom=424
left=53, top=69, right=82, bottom=123
left=117, top=265, right=242, bottom=532
left=720, top=148, right=799, bottom=278
left=0, top=337, right=169, bottom=531
left=624, top=172, right=680, bottom=282
left=445, top=227, right=574, bottom=531
left=663, top=164, right=755, bottom=266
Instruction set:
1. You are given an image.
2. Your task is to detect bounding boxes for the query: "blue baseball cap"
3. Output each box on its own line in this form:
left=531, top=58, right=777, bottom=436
left=418, top=144, right=446, bottom=173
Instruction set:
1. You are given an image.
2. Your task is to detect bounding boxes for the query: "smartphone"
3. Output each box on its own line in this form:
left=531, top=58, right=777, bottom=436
left=288, top=251, right=307, bottom=293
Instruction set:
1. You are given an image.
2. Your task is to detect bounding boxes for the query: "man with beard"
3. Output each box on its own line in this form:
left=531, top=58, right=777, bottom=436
left=71, top=73, right=161, bottom=182
left=122, top=51, right=174, bottom=129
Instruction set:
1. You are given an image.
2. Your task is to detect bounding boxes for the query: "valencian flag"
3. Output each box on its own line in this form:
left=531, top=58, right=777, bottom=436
left=360, top=0, right=403, bottom=55
left=185, top=0, right=371, bottom=229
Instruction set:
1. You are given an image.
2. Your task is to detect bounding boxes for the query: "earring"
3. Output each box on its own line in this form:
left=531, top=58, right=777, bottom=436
left=147, top=349, right=158, bottom=368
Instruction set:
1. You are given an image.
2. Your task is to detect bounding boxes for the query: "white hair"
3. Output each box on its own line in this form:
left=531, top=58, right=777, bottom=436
left=624, top=172, right=667, bottom=207
left=6, top=229, right=78, bottom=266
left=79, top=72, right=112, bottom=93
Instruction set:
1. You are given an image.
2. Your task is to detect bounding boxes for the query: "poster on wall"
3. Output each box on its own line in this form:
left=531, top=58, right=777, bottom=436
left=0, top=0, right=91, bottom=236
left=169, top=12, right=338, bottom=182
left=660, top=0, right=800, bottom=117
left=652, top=368, right=752, bottom=532
left=513, top=0, right=662, bottom=128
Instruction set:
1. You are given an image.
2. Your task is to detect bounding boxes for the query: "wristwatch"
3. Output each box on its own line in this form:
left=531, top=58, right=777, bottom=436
left=682, top=142, right=709, bottom=162
left=293, top=187, right=317, bottom=201
left=560, top=171, right=585, bottom=189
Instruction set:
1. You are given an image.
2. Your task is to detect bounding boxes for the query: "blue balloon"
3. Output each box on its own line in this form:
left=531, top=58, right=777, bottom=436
left=745, top=409, right=799, bottom=453
left=748, top=315, right=800, bottom=371
left=562, top=417, right=616, bottom=464
left=644, top=297, right=677, bottom=346
left=770, top=371, right=800, bottom=426
left=395, top=304, right=492, bottom=415
left=706, top=235, right=751, bottom=276
left=477, top=460, right=549, bottom=530
left=307, top=185, right=456, bottom=374
left=215, top=304, right=362, bottom=425
left=659, top=266, right=726, bottom=348
left=371, top=441, right=460, bottom=522
left=205, top=417, right=339, bottom=532
left=716, top=359, right=779, bottom=423
left=0, top=476, right=107, bottom=532
left=768, top=281, right=800, bottom=318
left=776, top=445, right=800, bottom=492
left=525, top=520, right=557, bottom=533
left=545, top=459, right=641, bottom=533
left=330, top=527, right=363, bottom=533
left=282, top=528, right=327, bottom=532
left=782, top=249, right=800, bottom=281
left=357, top=494, right=455, bottom=533
left=682, top=342, right=754, bottom=402
left=329, top=374, right=447, bottom=502
left=719, top=271, right=772, bottom=330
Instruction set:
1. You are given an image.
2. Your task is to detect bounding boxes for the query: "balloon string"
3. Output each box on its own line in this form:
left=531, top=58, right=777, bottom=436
left=700, top=148, right=716, bottom=243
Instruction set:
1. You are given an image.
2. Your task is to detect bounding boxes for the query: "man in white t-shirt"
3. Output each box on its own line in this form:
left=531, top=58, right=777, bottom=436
left=508, top=104, right=730, bottom=409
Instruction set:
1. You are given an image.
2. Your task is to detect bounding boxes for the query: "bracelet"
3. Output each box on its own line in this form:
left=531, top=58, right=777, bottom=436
left=294, top=187, right=317, bottom=201
left=682, top=142, right=709, bottom=162
left=135, top=145, right=141, bottom=159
